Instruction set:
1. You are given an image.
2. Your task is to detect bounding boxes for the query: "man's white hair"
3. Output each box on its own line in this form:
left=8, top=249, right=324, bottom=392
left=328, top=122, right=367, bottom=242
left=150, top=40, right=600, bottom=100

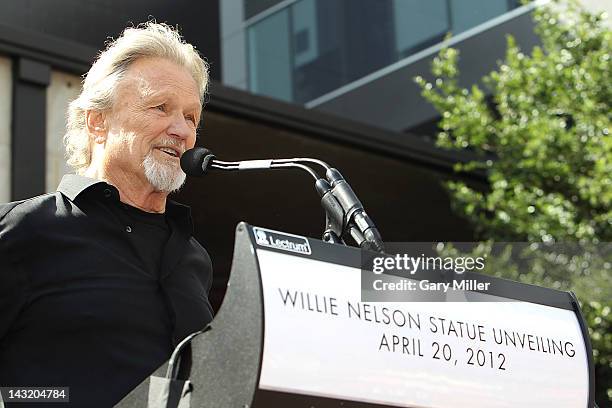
left=64, top=22, right=209, bottom=175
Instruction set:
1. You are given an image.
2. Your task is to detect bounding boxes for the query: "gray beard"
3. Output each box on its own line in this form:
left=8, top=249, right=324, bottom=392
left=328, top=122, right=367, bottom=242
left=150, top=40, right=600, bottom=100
left=142, top=152, right=186, bottom=193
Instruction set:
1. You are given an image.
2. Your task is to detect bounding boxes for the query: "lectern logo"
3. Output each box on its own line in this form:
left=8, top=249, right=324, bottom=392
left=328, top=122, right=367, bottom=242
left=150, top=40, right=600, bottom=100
left=255, top=229, right=269, bottom=245
left=253, top=227, right=312, bottom=255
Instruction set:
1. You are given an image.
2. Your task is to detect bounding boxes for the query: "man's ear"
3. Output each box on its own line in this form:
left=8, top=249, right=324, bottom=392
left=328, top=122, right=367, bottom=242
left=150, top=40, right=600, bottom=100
left=86, top=110, right=108, bottom=144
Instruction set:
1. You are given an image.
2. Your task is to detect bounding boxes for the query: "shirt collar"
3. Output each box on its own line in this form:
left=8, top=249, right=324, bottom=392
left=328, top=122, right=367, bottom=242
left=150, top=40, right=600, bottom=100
left=57, top=174, right=193, bottom=231
left=57, top=174, right=109, bottom=201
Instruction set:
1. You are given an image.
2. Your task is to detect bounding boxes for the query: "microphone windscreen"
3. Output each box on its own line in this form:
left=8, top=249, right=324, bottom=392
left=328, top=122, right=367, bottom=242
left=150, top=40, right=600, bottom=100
left=181, top=147, right=213, bottom=176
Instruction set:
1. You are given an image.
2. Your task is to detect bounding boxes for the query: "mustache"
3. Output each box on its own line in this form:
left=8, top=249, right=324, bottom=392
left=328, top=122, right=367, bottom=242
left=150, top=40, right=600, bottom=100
left=153, top=138, right=186, bottom=154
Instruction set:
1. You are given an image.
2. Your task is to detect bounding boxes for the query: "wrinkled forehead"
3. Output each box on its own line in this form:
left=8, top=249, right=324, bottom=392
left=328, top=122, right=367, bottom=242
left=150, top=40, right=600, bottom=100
left=120, top=57, right=201, bottom=104
left=133, top=75, right=156, bottom=99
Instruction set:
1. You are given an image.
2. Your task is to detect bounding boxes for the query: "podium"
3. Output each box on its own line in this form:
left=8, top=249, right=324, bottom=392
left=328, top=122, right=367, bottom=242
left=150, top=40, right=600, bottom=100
left=117, top=223, right=595, bottom=407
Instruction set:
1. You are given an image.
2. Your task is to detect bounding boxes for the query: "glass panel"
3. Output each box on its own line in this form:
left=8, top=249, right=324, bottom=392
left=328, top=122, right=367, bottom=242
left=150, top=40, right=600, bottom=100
left=450, top=0, right=512, bottom=33
left=393, top=0, right=449, bottom=58
left=291, top=0, right=397, bottom=103
left=244, top=0, right=287, bottom=20
left=247, top=9, right=293, bottom=101
left=292, top=0, right=318, bottom=68
left=242, top=0, right=521, bottom=104
left=291, top=0, right=345, bottom=103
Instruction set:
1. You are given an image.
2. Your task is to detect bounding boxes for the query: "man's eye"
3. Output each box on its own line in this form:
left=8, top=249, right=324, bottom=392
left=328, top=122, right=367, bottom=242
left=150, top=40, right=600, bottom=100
left=153, top=104, right=166, bottom=112
left=185, top=115, right=196, bottom=125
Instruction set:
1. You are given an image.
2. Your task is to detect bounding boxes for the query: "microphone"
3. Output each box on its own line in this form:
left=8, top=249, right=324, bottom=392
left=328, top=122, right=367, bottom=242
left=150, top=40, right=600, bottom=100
left=180, top=148, right=216, bottom=176
left=180, top=147, right=384, bottom=252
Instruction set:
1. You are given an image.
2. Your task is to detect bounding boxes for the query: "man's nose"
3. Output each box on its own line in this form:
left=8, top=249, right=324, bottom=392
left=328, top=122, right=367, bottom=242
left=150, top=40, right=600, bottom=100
left=167, top=112, right=193, bottom=141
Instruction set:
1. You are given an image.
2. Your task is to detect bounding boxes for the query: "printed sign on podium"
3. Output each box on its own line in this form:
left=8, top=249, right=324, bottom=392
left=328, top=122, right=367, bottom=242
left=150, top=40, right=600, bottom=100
left=117, top=223, right=595, bottom=408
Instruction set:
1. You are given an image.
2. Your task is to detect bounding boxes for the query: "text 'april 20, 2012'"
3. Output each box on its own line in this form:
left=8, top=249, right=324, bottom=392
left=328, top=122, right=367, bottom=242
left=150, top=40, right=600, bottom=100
left=276, top=289, right=577, bottom=373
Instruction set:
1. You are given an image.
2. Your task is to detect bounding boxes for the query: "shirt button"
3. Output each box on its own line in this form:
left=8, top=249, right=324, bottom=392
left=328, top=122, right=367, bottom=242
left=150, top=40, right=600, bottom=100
left=125, top=226, right=132, bottom=233
left=103, top=188, right=112, bottom=198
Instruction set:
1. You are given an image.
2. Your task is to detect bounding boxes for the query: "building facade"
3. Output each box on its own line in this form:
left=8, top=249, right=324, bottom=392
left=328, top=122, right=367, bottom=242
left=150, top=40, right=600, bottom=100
left=2, top=0, right=607, bottom=308
left=221, top=0, right=611, bottom=135
left=221, top=0, right=526, bottom=132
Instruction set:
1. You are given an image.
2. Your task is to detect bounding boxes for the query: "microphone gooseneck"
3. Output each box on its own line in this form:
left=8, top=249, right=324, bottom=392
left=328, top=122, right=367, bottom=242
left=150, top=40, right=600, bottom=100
left=180, top=147, right=384, bottom=252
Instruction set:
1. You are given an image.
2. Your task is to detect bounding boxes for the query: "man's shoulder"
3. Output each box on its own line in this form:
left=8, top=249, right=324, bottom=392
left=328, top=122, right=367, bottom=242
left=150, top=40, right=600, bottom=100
left=0, top=201, right=24, bottom=220
left=186, top=236, right=213, bottom=292
left=185, top=235, right=211, bottom=266
left=0, top=192, right=63, bottom=225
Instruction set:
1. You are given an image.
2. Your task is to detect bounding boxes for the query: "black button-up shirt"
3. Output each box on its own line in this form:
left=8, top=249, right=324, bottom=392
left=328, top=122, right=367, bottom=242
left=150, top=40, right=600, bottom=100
left=0, top=175, right=214, bottom=407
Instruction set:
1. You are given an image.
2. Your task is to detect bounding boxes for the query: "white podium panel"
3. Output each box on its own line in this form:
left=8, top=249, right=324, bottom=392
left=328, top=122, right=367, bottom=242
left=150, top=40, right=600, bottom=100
left=257, top=249, right=589, bottom=408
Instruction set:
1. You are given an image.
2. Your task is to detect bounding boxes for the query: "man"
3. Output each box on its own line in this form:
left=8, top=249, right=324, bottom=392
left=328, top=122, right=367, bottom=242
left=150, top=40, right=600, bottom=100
left=0, top=23, right=213, bottom=407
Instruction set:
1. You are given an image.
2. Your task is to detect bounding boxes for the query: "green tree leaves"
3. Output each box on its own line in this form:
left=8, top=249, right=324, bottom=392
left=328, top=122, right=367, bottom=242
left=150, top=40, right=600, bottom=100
left=416, top=0, right=611, bottom=403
